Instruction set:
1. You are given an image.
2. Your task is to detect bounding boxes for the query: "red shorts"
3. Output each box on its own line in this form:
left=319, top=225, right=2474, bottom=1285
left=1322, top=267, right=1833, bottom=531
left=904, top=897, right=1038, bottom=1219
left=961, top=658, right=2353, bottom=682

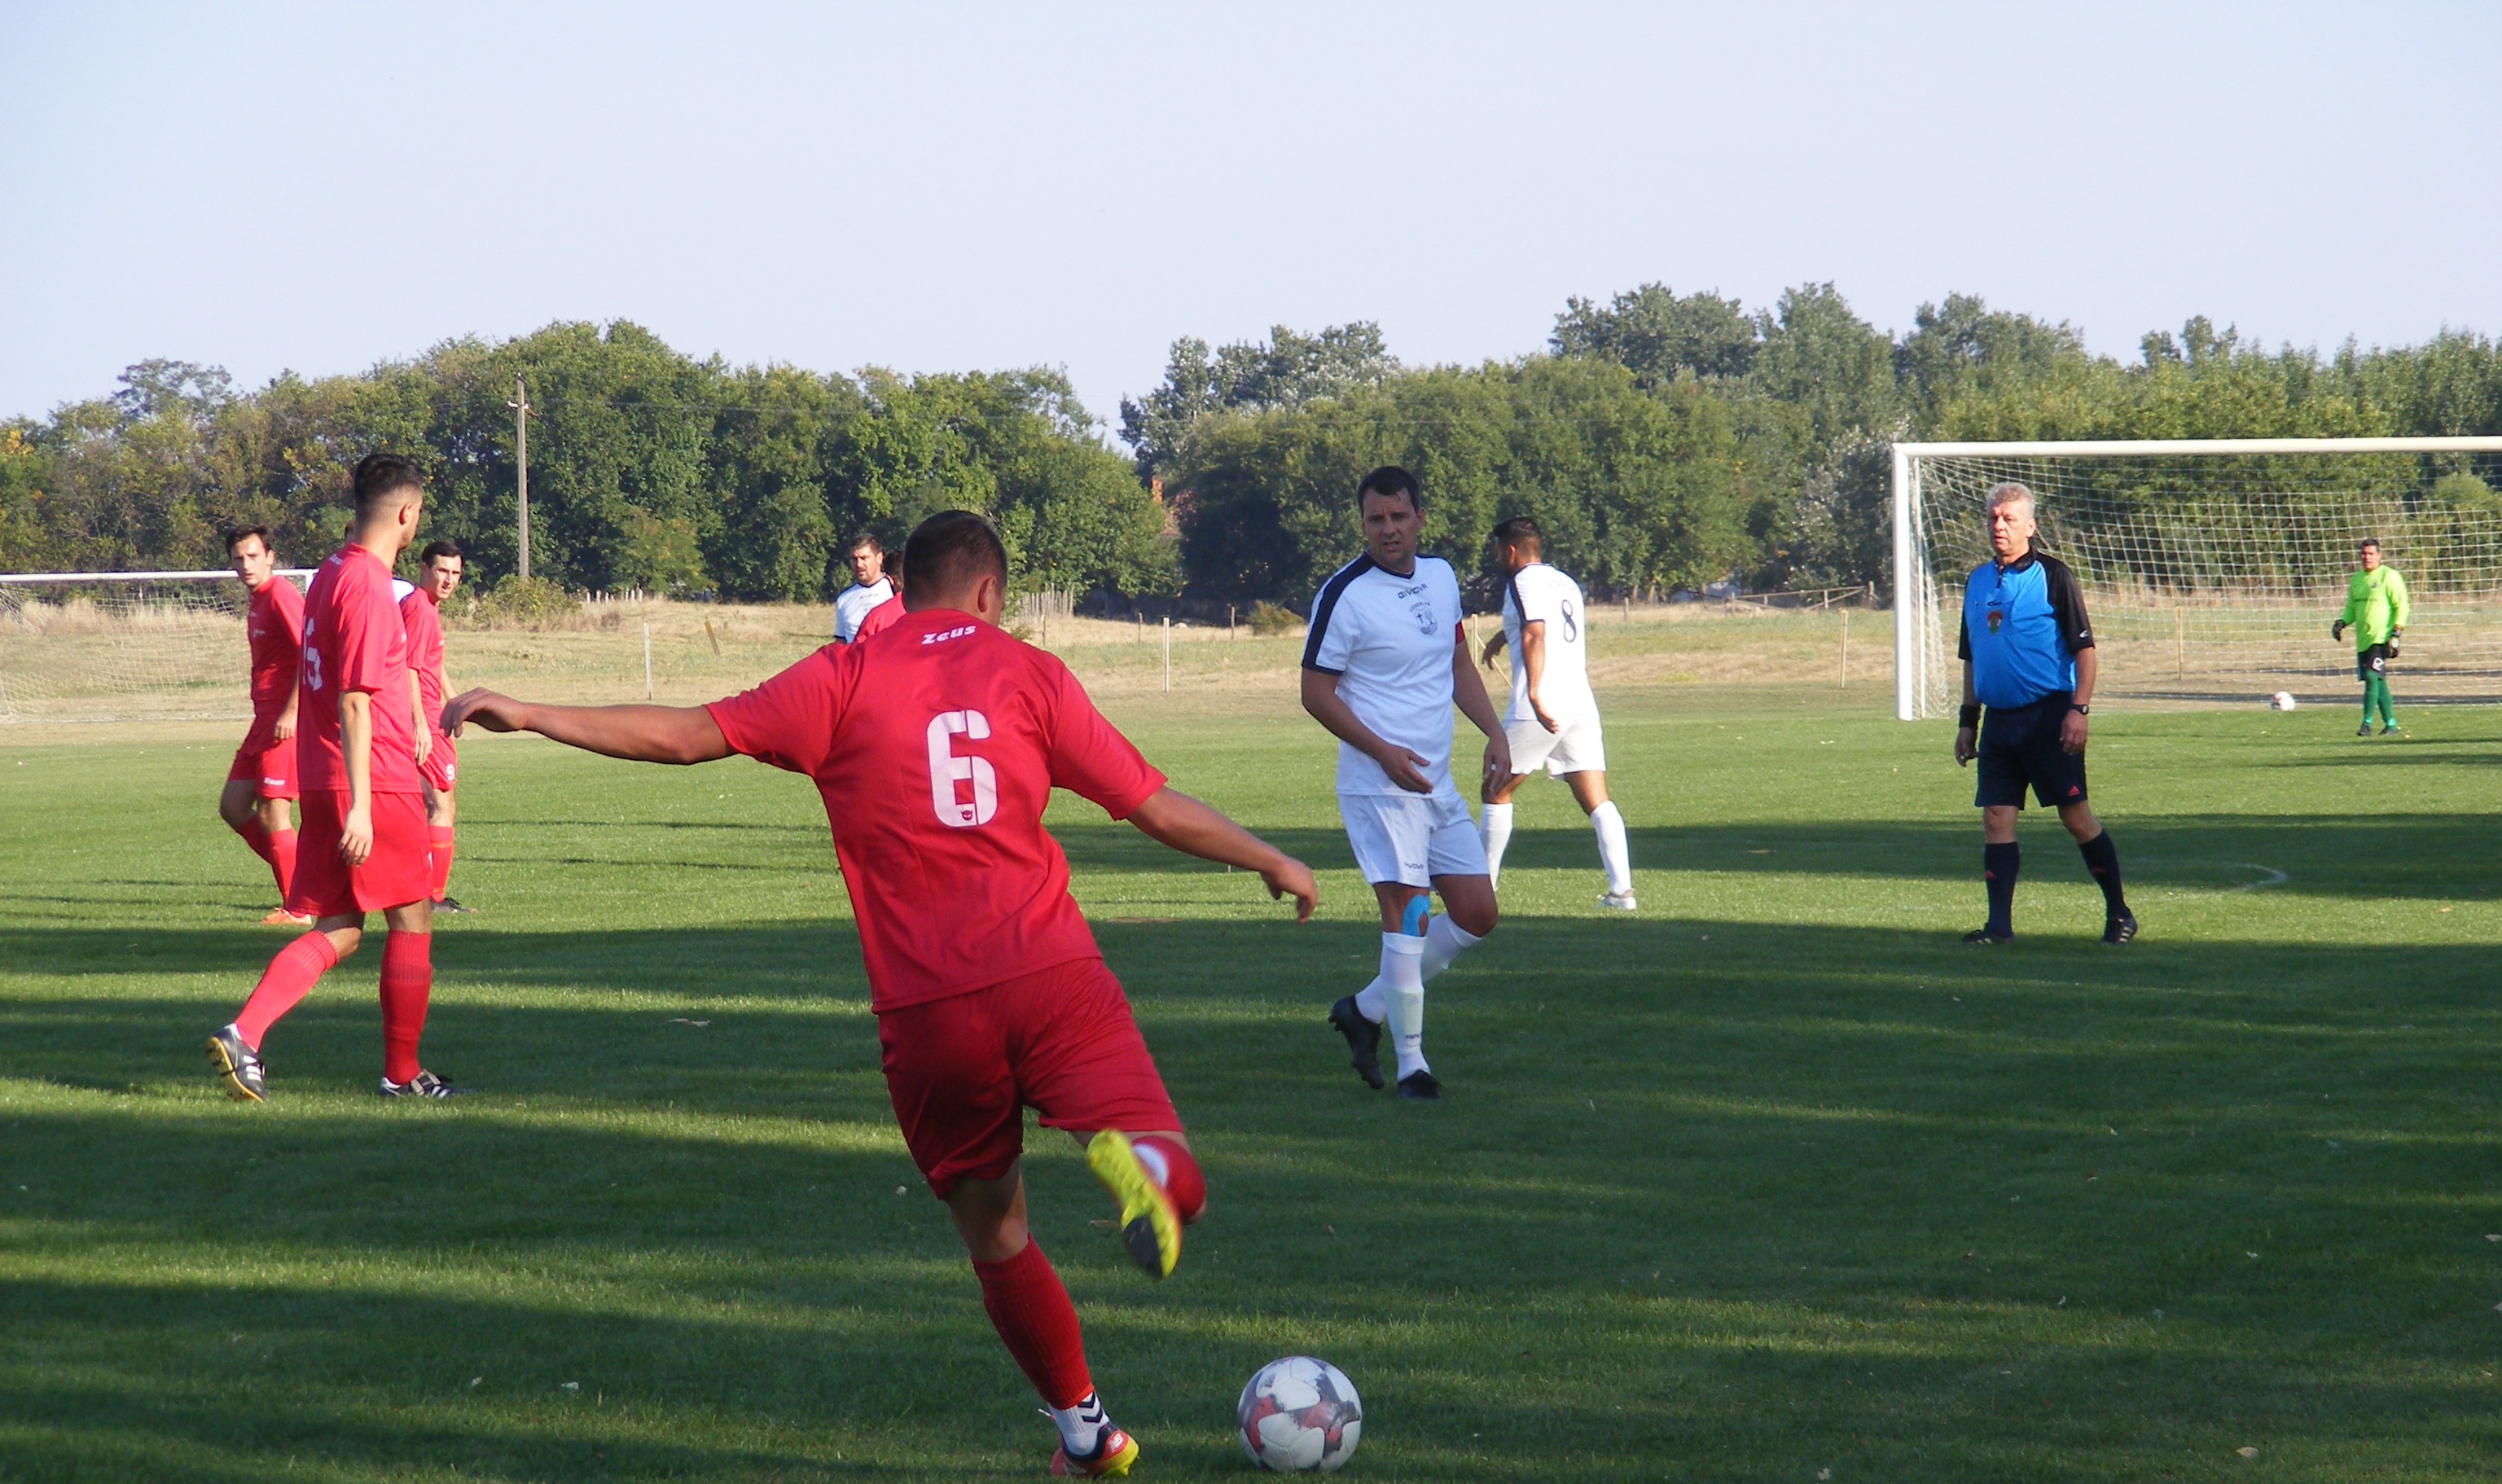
left=287, top=790, right=433, bottom=919
left=419, top=732, right=456, bottom=793
left=226, top=723, right=298, bottom=800
left=878, top=957, right=1180, bottom=1198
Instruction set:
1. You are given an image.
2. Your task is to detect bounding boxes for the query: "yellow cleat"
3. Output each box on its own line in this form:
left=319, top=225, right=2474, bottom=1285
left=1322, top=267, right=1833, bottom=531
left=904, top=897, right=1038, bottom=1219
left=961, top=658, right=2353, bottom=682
left=1086, top=1131, right=1180, bottom=1280
left=1051, top=1425, right=1139, bottom=1477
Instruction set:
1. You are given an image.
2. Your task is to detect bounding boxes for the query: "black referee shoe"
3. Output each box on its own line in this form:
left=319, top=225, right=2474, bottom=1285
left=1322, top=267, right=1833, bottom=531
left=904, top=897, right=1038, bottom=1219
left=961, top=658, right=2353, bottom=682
left=1960, top=926, right=2013, bottom=946
left=1396, top=1069, right=1442, bottom=1100
left=2102, top=912, right=2139, bottom=946
left=1328, top=995, right=1385, bottom=1090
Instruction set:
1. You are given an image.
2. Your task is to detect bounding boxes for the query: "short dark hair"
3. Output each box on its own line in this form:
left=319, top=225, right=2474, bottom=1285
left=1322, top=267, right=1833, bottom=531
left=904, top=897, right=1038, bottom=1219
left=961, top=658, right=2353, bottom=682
left=1491, top=516, right=1542, bottom=551
left=1357, top=465, right=1421, bottom=512
left=848, top=531, right=884, bottom=555
left=2359, top=537, right=2381, bottom=551
left=902, top=511, right=1008, bottom=604
left=223, top=525, right=273, bottom=555
left=419, top=538, right=463, bottom=566
left=350, top=453, right=424, bottom=514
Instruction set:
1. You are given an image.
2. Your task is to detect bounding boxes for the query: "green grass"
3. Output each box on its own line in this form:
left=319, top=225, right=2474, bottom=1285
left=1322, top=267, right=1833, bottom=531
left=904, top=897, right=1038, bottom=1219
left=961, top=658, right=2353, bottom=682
left=5, top=690, right=2502, bottom=1481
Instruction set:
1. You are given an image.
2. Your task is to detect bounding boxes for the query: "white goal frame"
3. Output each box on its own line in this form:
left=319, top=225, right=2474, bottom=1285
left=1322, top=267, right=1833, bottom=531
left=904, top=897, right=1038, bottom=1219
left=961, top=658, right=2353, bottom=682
left=1890, top=437, right=2502, bottom=720
left=0, top=568, right=314, bottom=723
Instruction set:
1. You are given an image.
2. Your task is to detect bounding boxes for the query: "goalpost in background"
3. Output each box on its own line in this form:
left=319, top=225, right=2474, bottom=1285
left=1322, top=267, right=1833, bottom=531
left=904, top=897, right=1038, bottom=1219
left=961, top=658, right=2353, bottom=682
left=1892, top=438, right=2502, bottom=720
left=0, top=570, right=314, bottom=723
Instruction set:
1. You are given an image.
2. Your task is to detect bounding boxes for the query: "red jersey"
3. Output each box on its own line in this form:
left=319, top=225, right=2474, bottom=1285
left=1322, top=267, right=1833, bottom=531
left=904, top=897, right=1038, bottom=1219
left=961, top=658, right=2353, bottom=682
left=706, top=608, right=1167, bottom=1012
left=244, top=575, right=305, bottom=722
left=296, top=545, right=422, bottom=796
left=854, top=593, right=905, bottom=641
left=397, top=584, right=448, bottom=738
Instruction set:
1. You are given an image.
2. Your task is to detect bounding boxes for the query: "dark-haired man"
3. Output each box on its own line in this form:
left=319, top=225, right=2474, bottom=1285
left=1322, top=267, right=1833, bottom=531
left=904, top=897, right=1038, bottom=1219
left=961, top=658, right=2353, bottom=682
left=1951, top=481, right=2135, bottom=946
left=833, top=531, right=893, bottom=643
left=207, top=454, right=458, bottom=1101
left=1302, top=465, right=1508, bottom=1100
left=442, top=509, right=1316, bottom=1477
left=219, top=525, right=306, bottom=923
left=1477, top=517, right=1634, bottom=909
left=397, top=539, right=468, bottom=910
left=2333, top=538, right=2409, bottom=736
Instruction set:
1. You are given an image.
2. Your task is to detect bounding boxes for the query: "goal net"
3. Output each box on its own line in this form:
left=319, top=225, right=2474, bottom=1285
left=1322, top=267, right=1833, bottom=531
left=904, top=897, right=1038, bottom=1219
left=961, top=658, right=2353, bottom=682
left=0, top=570, right=314, bottom=724
left=1892, top=438, right=2502, bottom=720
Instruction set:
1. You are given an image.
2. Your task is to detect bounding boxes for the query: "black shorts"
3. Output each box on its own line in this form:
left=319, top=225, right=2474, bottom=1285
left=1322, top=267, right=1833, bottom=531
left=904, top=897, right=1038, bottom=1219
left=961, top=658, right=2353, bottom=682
left=1976, top=695, right=2087, bottom=810
left=2358, top=643, right=2392, bottom=681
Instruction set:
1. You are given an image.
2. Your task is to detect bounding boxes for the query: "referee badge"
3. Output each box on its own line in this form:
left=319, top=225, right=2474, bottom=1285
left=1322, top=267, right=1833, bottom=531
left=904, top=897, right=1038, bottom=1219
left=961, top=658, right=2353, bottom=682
left=1986, top=609, right=2004, bottom=634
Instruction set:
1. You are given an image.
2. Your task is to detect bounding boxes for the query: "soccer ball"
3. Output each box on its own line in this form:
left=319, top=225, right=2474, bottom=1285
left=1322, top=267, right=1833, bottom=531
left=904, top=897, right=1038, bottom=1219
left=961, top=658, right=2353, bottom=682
left=1237, top=1355, right=1362, bottom=1472
left=2270, top=691, right=2298, bottom=711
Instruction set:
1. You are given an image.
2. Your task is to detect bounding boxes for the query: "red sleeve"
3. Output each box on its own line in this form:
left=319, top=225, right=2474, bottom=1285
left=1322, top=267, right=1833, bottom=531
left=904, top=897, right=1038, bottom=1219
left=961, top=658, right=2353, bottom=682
left=704, top=648, right=846, bottom=776
left=333, top=569, right=393, bottom=696
left=856, top=595, right=904, bottom=639
left=1042, top=656, right=1165, bottom=819
left=273, top=577, right=305, bottom=632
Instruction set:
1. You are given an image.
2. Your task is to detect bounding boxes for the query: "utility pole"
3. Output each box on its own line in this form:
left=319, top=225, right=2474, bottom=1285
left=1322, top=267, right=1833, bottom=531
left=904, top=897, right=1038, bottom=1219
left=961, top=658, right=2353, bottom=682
left=508, top=375, right=533, bottom=581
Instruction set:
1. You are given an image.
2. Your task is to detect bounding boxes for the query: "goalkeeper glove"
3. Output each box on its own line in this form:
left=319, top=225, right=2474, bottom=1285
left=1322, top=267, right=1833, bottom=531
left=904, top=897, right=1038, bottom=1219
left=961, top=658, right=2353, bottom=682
left=2331, top=619, right=2346, bottom=641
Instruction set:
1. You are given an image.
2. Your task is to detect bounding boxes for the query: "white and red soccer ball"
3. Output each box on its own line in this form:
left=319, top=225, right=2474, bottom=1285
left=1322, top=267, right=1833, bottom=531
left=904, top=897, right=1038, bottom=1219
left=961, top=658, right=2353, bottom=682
left=1237, top=1355, right=1362, bottom=1472
left=2270, top=691, right=2298, bottom=711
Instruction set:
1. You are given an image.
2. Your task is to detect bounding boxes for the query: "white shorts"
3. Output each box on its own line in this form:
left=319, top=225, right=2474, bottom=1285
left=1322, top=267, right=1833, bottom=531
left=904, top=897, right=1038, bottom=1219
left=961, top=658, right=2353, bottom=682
left=1337, top=787, right=1488, bottom=888
left=1503, top=709, right=1605, bottom=776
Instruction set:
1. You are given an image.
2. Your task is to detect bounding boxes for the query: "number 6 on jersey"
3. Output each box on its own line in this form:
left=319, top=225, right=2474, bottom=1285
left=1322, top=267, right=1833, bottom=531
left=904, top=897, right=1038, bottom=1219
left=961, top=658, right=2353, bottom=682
left=927, top=709, right=998, bottom=828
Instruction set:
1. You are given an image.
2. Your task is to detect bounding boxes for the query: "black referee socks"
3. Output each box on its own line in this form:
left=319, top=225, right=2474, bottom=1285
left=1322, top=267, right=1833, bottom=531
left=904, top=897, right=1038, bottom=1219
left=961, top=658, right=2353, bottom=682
left=1982, top=841, right=2019, bottom=935
left=2078, top=831, right=2127, bottom=918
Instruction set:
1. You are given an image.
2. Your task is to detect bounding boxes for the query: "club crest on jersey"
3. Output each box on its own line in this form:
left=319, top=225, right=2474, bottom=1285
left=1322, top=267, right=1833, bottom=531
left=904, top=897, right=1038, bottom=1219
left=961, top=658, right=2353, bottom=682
left=1986, top=609, right=2004, bottom=634
left=921, top=624, right=977, bottom=645
left=1407, top=600, right=1436, bottom=635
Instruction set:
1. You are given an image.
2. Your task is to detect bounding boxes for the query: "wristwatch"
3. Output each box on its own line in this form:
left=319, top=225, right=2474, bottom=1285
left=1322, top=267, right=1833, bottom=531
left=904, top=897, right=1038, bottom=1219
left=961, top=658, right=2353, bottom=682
left=2069, top=703, right=2091, bottom=715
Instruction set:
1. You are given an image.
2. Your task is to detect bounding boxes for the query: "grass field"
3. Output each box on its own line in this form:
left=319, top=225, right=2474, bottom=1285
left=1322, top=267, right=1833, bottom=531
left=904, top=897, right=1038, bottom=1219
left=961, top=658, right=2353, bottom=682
left=7, top=671, right=2502, bottom=1481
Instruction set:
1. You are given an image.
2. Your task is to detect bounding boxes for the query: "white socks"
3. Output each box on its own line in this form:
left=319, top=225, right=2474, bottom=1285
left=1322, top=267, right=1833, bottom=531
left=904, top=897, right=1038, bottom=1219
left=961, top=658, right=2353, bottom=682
left=1591, top=801, right=1632, bottom=895
left=1050, top=1392, right=1108, bottom=1457
left=1379, top=932, right=1426, bottom=1078
left=1420, top=912, right=1480, bottom=981
left=1480, top=801, right=1514, bottom=887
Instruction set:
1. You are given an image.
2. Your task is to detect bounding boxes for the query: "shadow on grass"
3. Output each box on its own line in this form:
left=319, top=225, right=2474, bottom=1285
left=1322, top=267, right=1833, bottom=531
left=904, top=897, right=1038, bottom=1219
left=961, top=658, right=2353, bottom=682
left=7, top=915, right=2502, bottom=1479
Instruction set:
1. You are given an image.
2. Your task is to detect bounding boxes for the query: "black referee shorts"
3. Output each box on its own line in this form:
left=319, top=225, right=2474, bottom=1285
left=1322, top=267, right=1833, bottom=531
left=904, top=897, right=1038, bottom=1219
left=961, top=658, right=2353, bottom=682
left=2357, top=643, right=2392, bottom=681
left=1976, top=695, right=2087, bottom=811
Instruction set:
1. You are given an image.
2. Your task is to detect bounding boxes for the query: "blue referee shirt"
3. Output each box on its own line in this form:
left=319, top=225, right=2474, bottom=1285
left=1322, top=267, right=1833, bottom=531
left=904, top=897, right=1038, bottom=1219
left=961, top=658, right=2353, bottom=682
left=1958, top=549, right=2094, bottom=709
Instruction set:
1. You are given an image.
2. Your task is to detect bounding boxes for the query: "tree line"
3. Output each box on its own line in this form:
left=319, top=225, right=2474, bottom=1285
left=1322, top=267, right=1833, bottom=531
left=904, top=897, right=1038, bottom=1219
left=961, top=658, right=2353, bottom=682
left=5, top=291, right=2500, bottom=605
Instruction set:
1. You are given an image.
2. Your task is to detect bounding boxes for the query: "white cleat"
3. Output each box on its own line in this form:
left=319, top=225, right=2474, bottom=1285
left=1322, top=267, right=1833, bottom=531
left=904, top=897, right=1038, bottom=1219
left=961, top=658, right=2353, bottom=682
left=1598, top=890, right=1638, bottom=911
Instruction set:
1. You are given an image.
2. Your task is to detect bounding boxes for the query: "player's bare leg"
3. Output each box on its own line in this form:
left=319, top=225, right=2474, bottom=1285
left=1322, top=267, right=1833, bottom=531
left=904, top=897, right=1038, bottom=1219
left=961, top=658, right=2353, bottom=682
left=946, top=1163, right=1142, bottom=1477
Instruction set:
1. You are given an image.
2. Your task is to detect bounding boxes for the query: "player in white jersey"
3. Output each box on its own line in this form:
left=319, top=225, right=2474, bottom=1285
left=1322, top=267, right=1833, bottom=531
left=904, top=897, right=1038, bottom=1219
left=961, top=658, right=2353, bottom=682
left=1300, top=466, right=1510, bottom=1100
left=1477, top=518, right=1635, bottom=909
left=832, top=531, right=895, bottom=643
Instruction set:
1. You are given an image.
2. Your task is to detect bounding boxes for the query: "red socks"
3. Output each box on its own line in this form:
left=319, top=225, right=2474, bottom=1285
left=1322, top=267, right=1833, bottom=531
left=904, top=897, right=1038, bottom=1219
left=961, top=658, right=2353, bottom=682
left=233, top=931, right=339, bottom=1048
left=1133, top=1135, right=1206, bottom=1223
left=379, top=932, right=433, bottom=1085
left=428, top=827, right=454, bottom=900
left=235, top=818, right=297, bottom=898
left=972, top=1238, right=1092, bottom=1409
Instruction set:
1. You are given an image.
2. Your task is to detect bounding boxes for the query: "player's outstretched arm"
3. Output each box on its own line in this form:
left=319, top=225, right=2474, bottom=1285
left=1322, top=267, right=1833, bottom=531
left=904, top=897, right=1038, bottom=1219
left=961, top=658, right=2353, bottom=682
left=441, top=688, right=731, bottom=766
left=1126, top=785, right=1317, bottom=922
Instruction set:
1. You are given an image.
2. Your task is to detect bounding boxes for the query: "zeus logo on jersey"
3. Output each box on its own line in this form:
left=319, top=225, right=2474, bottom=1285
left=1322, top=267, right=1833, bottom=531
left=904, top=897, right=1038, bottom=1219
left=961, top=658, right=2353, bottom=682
left=925, top=709, right=999, bottom=828
left=921, top=625, right=977, bottom=646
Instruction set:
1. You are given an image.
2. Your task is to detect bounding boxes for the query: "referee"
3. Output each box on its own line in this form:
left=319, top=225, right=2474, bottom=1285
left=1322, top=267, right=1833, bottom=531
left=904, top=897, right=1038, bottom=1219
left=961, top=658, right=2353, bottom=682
left=1951, top=482, right=2137, bottom=946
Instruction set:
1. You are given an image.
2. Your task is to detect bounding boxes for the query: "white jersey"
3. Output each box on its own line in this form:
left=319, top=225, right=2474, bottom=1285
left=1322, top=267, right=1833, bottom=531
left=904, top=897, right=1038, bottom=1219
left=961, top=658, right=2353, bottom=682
left=1304, top=554, right=1466, bottom=797
left=832, top=577, right=893, bottom=642
left=1499, top=562, right=1596, bottom=725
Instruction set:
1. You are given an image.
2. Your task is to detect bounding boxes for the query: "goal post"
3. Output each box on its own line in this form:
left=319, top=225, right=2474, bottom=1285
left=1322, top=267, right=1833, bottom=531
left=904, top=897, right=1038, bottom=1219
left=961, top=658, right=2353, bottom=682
left=0, top=569, right=314, bottom=724
left=1892, top=437, right=2502, bottom=720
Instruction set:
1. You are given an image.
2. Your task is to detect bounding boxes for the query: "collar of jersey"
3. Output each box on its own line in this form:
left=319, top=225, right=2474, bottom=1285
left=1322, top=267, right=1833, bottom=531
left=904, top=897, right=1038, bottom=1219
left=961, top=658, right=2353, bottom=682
left=1993, top=548, right=2040, bottom=574
left=1367, top=555, right=1418, bottom=579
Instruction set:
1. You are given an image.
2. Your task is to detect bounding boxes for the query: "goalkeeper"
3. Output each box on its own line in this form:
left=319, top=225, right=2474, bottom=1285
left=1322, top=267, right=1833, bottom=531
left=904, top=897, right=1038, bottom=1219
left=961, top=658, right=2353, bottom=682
left=2333, top=538, right=2409, bottom=737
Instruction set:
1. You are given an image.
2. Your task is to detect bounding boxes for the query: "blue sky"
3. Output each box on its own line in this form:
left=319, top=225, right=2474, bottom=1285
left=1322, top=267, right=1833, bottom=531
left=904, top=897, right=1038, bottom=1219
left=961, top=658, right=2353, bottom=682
left=5, top=2, right=2495, bottom=435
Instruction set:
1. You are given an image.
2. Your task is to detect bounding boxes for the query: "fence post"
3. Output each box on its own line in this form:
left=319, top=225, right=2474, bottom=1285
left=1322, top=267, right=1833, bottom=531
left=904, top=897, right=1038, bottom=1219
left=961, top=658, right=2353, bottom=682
left=1161, top=617, right=1171, bottom=693
left=1839, top=609, right=1849, bottom=691
left=643, top=624, right=653, bottom=699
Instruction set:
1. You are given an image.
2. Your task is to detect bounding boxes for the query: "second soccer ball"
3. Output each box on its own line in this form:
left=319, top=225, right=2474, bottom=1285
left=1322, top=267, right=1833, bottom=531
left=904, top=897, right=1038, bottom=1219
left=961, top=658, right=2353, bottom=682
left=2270, top=691, right=2298, bottom=712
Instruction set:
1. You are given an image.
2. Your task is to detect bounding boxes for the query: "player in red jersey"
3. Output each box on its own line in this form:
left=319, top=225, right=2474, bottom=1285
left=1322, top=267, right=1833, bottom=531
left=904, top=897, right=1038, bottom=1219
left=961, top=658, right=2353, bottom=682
left=853, top=567, right=906, bottom=641
left=397, top=539, right=470, bottom=911
left=219, top=525, right=308, bottom=924
left=207, top=454, right=459, bottom=1103
left=443, top=511, right=1316, bottom=1477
